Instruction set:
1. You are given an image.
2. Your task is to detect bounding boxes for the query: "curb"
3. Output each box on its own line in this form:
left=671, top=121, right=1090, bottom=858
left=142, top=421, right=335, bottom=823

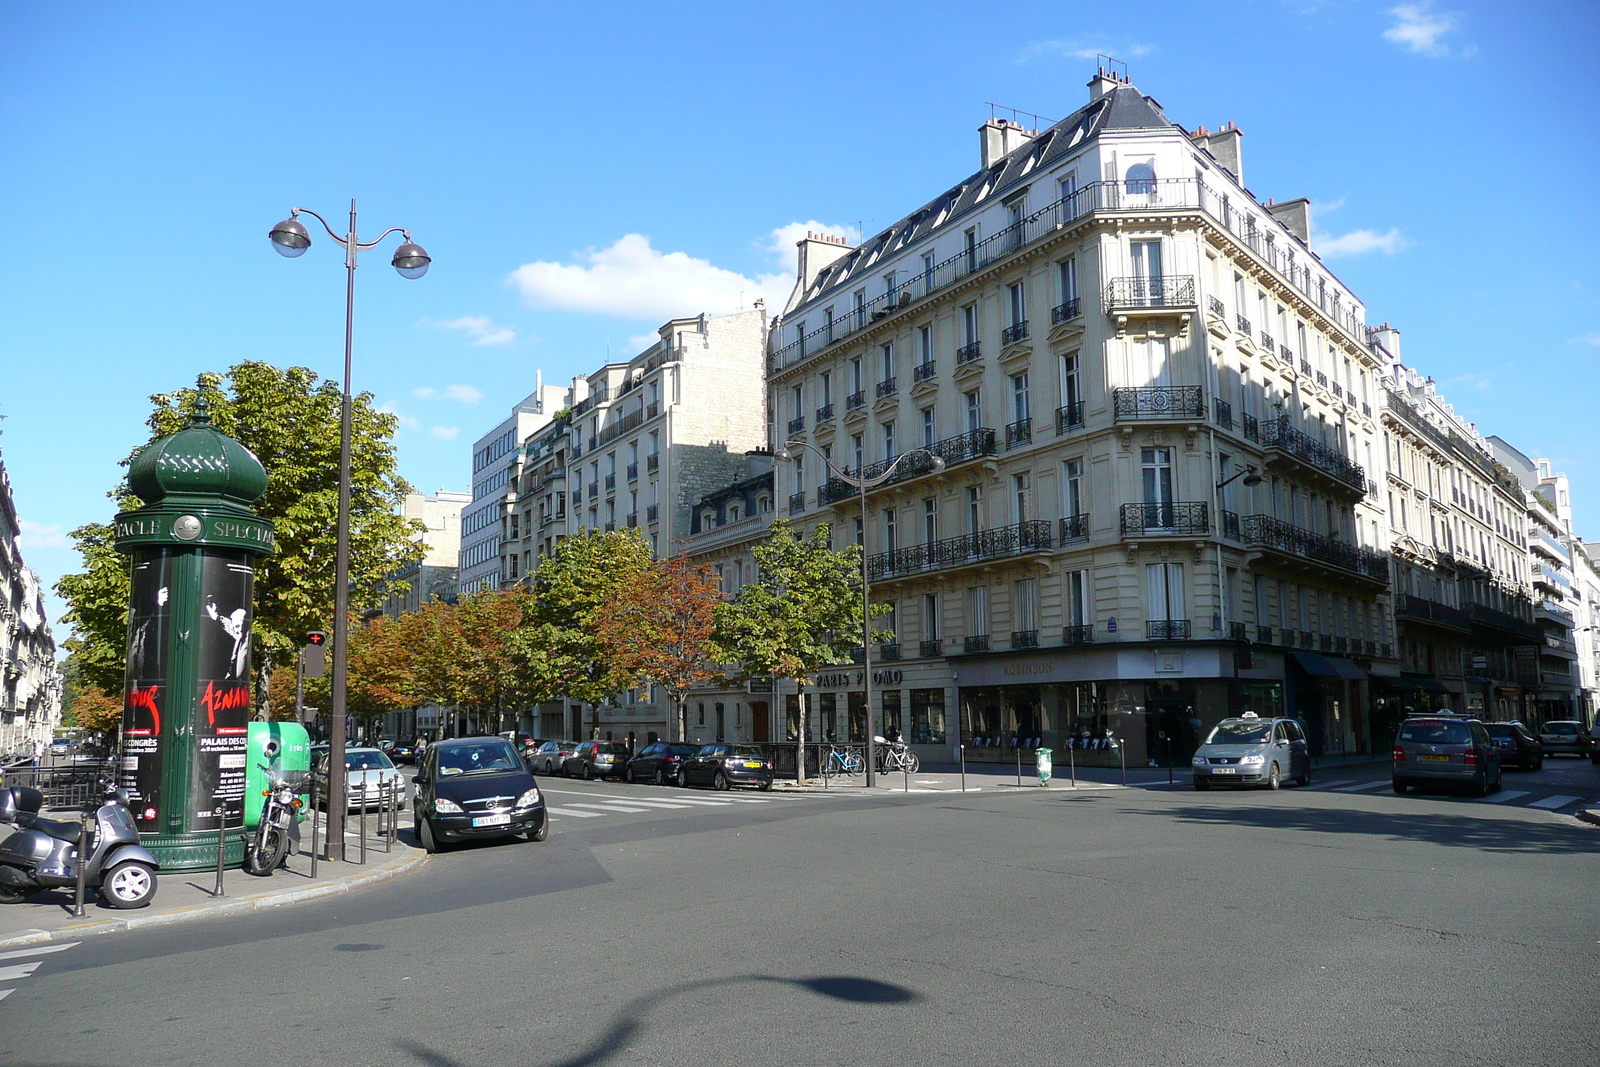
left=1575, top=808, right=1600, bottom=829
left=0, top=848, right=427, bottom=951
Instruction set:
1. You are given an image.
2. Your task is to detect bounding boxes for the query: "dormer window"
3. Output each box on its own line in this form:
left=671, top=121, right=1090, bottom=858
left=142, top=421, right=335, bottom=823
left=757, top=494, right=771, bottom=514
left=728, top=504, right=741, bottom=522
left=701, top=509, right=716, bottom=529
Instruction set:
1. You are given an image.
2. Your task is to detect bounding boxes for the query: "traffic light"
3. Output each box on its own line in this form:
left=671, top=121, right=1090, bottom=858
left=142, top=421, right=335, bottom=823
left=304, top=631, right=328, bottom=678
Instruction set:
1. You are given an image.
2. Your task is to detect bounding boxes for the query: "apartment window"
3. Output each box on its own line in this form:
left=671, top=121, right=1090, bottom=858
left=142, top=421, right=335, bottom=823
left=824, top=306, right=835, bottom=343
left=969, top=586, right=989, bottom=636
left=1057, top=257, right=1078, bottom=307
left=966, top=485, right=983, bottom=534
left=884, top=271, right=898, bottom=301
left=648, top=430, right=659, bottom=456
left=1063, top=459, right=1084, bottom=518
left=922, top=593, right=939, bottom=641
left=790, top=384, right=803, bottom=421
left=1014, top=578, right=1037, bottom=632
left=850, top=357, right=863, bottom=395
left=819, top=371, right=832, bottom=406
left=962, top=303, right=978, bottom=346
left=793, top=456, right=805, bottom=495
left=964, top=228, right=977, bottom=271
left=882, top=420, right=896, bottom=461
left=851, top=434, right=864, bottom=473
left=1013, top=472, right=1032, bottom=522
left=1012, top=372, right=1030, bottom=423
left=1130, top=240, right=1163, bottom=289
left=853, top=516, right=863, bottom=547
left=922, top=251, right=935, bottom=286
left=853, top=289, right=866, bottom=329
left=922, top=498, right=937, bottom=543
left=1146, top=562, right=1185, bottom=623
left=919, top=325, right=933, bottom=366
left=1058, top=171, right=1077, bottom=207
left=922, top=407, right=936, bottom=448
left=1125, top=160, right=1156, bottom=194
left=1059, top=354, right=1081, bottom=420
left=1008, top=281, right=1026, bottom=326
left=1296, top=322, right=1308, bottom=362
left=1141, top=447, right=1174, bottom=506
left=883, top=508, right=897, bottom=553
left=965, top=389, right=982, bottom=433
left=1066, top=570, right=1089, bottom=627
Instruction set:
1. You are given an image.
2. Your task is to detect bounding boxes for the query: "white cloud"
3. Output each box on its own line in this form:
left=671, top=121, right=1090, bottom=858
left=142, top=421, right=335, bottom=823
left=1383, top=3, right=1468, bottom=57
left=1316, top=197, right=1347, bottom=215
left=376, top=400, right=421, bottom=430
left=1570, top=332, right=1600, bottom=347
left=1016, top=39, right=1154, bottom=64
left=430, top=315, right=516, bottom=347
left=17, top=519, right=68, bottom=550
left=430, top=426, right=461, bottom=441
left=1315, top=227, right=1409, bottom=258
left=442, top=384, right=483, bottom=404
left=412, top=387, right=436, bottom=400
left=509, top=233, right=790, bottom=320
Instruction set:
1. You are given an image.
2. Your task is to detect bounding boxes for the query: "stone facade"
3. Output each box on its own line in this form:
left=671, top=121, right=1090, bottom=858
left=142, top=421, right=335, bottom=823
left=0, top=452, right=58, bottom=760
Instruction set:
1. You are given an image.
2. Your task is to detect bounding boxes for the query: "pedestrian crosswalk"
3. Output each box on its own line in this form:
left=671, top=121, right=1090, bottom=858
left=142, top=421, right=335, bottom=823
left=541, top=787, right=785, bottom=823
left=1312, top=779, right=1596, bottom=812
left=0, top=941, right=78, bottom=1004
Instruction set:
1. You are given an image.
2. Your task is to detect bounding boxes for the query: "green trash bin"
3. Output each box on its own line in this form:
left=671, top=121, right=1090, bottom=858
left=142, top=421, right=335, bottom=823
left=1036, top=747, right=1053, bottom=785
left=245, top=722, right=311, bottom=829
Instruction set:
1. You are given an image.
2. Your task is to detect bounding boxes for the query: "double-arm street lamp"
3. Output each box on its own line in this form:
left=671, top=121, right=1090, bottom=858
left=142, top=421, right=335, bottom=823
left=268, top=201, right=430, bottom=861
left=773, top=440, right=944, bottom=787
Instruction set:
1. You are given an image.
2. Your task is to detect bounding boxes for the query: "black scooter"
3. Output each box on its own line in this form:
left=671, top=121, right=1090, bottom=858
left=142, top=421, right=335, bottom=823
left=0, top=782, right=161, bottom=909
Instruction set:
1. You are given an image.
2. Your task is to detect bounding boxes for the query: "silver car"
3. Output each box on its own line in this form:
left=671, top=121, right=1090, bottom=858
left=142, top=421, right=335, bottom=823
left=316, top=747, right=404, bottom=812
left=1535, top=720, right=1593, bottom=759
left=1391, top=714, right=1502, bottom=796
left=1191, top=714, right=1310, bottom=790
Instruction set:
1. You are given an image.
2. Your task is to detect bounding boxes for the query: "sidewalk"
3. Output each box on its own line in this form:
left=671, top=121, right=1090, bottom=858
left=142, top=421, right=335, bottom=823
left=0, top=837, right=425, bottom=950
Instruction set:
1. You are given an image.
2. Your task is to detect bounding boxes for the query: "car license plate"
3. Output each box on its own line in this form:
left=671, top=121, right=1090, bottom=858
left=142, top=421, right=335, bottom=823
left=472, top=814, right=511, bottom=827
left=744, top=761, right=763, bottom=768
left=1419, top=754, right=1449, bottom=762
left=1212, top=767, right=1236, bottom=774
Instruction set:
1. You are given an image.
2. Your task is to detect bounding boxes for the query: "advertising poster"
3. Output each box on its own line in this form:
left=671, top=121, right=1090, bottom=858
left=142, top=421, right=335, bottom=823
left=121, top=550, right=172, bottom=829
left=192, top=554, right=255, bottom=831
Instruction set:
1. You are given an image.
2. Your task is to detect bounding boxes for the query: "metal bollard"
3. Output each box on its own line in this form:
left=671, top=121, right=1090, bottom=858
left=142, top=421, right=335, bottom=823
left=213, top=801, right=227, bottom=897
left=1015, top=742, right=1022, bottom=788
left=1069, top=741, right=1077, bottom=789
left=309, top=775, right=319, bottom=878
left=359, top=779, right=368, bottom=865
left=959, top=743, right=966, bottom=792
left=903, top=759, right=909, bottom=793
left=73, top=817, right=89, bottom=917
left=1119, top=738, right=1127, bottom=786
left=384, top=779, right=393, bottom=854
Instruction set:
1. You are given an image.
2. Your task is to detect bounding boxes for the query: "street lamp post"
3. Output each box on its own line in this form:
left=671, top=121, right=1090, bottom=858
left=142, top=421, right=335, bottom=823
left=774, top=441, right=944, bottom=787
left=269, top=200, right=429, bottom=861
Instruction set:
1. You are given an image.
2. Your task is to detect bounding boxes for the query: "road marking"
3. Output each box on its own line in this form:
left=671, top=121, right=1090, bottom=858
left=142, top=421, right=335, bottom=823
left=1481, top=791, right=1529, bottom=804
left=1317, top=781, right=1355, bottom=790
left=544, top=806, right=604, bottom=818
left=1334, top=781, right=1388, bottom=792
left=1528, top=794, right=1580, bottom=809
left=543, top=788, right=738, bottom=807
left=0, top=943, right=79, bottom=962
left=584, top=798, right=696, bottom=810
left=0, top=989, right=11, bottom=1002
left=570, top=802, right=653, bottom=814
left=0, top=963, right=43, bottom=983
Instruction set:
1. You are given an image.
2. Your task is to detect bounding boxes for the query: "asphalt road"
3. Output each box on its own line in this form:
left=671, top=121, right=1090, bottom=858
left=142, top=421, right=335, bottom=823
left=1, top=765, right=1596, bottom=1067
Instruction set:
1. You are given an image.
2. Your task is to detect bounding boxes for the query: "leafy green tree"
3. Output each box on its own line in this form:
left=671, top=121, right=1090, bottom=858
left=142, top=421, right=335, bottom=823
left=55, top=362, right=425, bottom=696
left=715, top=519, right=885, bottom=780
left=67, top=686, right=124, bottom=738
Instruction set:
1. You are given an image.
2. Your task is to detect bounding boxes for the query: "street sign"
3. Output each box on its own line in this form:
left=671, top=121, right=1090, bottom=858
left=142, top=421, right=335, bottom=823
left=304, top=632, right=327, bottom=678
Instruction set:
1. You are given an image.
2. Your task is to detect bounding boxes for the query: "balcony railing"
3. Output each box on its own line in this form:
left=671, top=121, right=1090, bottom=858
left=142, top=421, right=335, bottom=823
left=604, top=522, right=615, bottom=532
left=866, top=520, right=1052, bottom=581
left=1240, top=514, right=1389, bottom=583
left=1257, top=625, right=1273, bottom=644
left=596, top=407, right=647, bottom=448
left=587, top=482, right=598, bottom=499
left=1221, top=509, right=1241, bottom=541
left=879, top=643, right=902, bottom=661
left=1011, top=630, right=1039, bottom=650
left=626, top=513, right=638, bottom=528
left=1259, top=416, right=1366, bottom=490
left=1394, top=593, right=1471, bottom=631
left=918, top=639, right=941, bottom=658
left=1112, top=386, right=1205, bottom=421
left=1104, top=275, right=1196, bottom=309
left=1208, top=296, right=1225, bottom=318
left=646, top=504, right=658, bottom=523
left=1056, top=401, right=1084, bottom=433
left=1120, top=502, right=1210, bottom=537
left=647, top=454, right=659, bottom=473
left=876, top=377, right=898, bottom=399
left=1236, top=313, right=1252, bottom=336
left=788, top=492, right=806, bottom=514
left=913, top=361, right=936, bottom=383
left=604, top=474, right=616, bottom=491
left=820, top=428, right=997, bottom=505
left=1316, top=371, right=1328, bottom=389
left=1260, top=331, right=1275, bottom=352
left=769, top=178, right=1369, bottom=375
left=1300, top=359, right=1313, bottom=377
left=816, top=403, right=834, bottom=424
left=1214, top=398, right=1233, bottom=430
left=1464, top=601, right=1542, bottom=642
left=1053, top=298, right=1081, bottom=323
left=1242, top=412, right=1259, bottom=442
left=1005, top=418, right=1032, bottom=449
left=1062, top=624, right=1094, bottom=646
left=787, top=416, right=805, bottom=435
left=1060, top=513, right=1089, bottom=541
left=1002, top=321, right=1030, bottom=345
left=956, top=341, right=982, bottom=364
left=846, top=390, right=866, bottom=411
left=963, top=635, right=990, bottom=654
left=1148, top=620, right=1191, bottom=640
left=1229, top=621, right=1248, bottom=642
left=646, top=402, right=659, bottom=419
left=626, top=462, right=638, bottom=482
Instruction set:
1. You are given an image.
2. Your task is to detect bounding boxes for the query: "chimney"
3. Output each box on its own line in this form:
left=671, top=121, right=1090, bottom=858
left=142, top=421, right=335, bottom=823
left=1191, top=120, right=1243, bottom=186
left=1088, top=70, right=1119, bottom=102
left=1369, top=322, right=1401, bottom=361
left=980, top=117, right=1035, bottom=169
left=786, top=231, right=854, bottom=313
left=1267, top=197, right=1311, bottom=245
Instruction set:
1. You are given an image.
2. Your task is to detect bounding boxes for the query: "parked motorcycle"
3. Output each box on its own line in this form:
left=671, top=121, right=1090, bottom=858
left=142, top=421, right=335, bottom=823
left=244, top=763, right=307, bottom=876
left=0, top=782, right=160, bottom=909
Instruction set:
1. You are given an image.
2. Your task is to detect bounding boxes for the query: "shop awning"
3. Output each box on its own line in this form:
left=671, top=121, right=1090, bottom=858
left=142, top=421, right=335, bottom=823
left=1325, top=656, right=1368, bottom=681
left=1401, top=673, right=1451, bottom=694
left=1288, top=651, right=1339, bottom=677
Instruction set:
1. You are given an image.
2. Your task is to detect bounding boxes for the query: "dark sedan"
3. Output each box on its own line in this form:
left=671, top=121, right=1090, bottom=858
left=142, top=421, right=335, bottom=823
left=678, top=744, right=774, bottom=791
left=411, top=737, right=547, bottom=854
left=1483, top=722, right=1543, bottom=771
left=626, top=742, right=698, bottom=785
left=561, top=741, right=630, bottom=780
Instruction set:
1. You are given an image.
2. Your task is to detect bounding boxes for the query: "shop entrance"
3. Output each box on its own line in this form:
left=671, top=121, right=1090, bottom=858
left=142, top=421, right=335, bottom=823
left=1143, top=684, right=1195, bottom=768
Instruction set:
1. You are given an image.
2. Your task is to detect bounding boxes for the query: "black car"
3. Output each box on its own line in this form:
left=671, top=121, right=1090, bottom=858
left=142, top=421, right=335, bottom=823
left=1483, top=722, right=1543, bottom=771
left=411, top=737, right=547, bottom=853
left=626, top=742, right=698, bottom=785
left=678, top=744, right=774, bottom=791
left=390, top=742, right=417, bottom=764
left=561, top=741, right=631, bottom=780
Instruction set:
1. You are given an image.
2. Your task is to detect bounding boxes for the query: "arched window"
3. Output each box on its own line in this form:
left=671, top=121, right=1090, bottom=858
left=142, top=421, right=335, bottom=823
left=1125, top=161, right=1156, bottom=195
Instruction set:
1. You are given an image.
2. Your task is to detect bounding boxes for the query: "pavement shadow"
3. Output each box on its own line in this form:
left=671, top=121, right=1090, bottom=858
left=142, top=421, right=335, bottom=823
left=1158, top=802, right=1600, bottom=855
left=394, top=974, right=918, bottom=1067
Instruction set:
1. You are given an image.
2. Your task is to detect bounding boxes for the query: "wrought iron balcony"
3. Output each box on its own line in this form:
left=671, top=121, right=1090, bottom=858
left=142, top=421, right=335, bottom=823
left=1002, top=321, right=1030, bottom=345
left=1053, top=298, right=1082, bottom=324
left=646, top=402, right=659, bottom=419
left=1208, top=296, right=1225, bottom=318
left=1214, top=398, right=1233, bottom=430
left=1062, top=624, right=1094, bottom=646
left=1120, top=502, right=1210, bottom=537
left=1259, top=415, right=1366, bottom=491
left=626, top=513, right=638, bottom=528
left=879, top=643, right=902, bottom=661
left=587, top=482, right=598, bottom=500
left=1148, top=620, right=1191, bottom=640
left=876, top=377, right=898, bottom=399
left=1260, top=331, right=1275, bottom=352
left=1229, top=621, right=1248, bottom=642
left=788, top=492, right=806, bottom=514
left=1006, top=418, right=1032, bottom=449
left=846, top=390, right=866, bottom=411
left=604, top=473, right=616, bottom=491
left=646, top=454, right=659, bottom=473
left=1103, top=275, right=1196, bottom=309
left=1239, top=514, right=1389, bottom=584
left=865, top=520, right=1052, bottom=581
left=1236, top=313, right=1252, bottom=336
left=1056, top=401, right=1084, bottom=433
left=1257, top=625, right=1273, bottom=644
left=1060, top=513, right=1089, bottom=541
left=963, top=635, right=990, bottom=654
left=1394, top=593, right=1471, bottom=631
left=604, top=522, right=615, bottom=532
left=1300, top=631, right=1313, bottom=648
left=1011, top=630, right=1039, bottom=650
left=1316, top=371, right=1328, bottom=389
left=1221, top=509, right=1241, bottom=541
left=626, top=462, right=638, bottom=482
left=913, top=361, right=936, bottom=383
left=1331, top=382, right=1344, bottom=400
left=919, top=639, right=942, bottom=658
left=957, top=341, right=982, bottom=364
left=1243, top=412, right=1259, bottom=442
left=1300, top=359, right=1313, bottom=377
left=819, top=428, right=997, bottom=505
left=1112, top=386, right=1205, bottom=421
left=787, top=416, right=805, bottom=435
left=816, top=403, right=834, bottom=424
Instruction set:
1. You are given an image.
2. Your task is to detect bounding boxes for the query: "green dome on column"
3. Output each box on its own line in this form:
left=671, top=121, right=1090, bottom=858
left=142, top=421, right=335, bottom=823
left=126, top=388, right=268, bottom=506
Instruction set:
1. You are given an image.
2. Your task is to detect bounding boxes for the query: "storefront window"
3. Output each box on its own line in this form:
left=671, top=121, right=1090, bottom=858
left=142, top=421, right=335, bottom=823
left=880, top=690, right=903, bottom=741
left=820, top=693, right=838, bottom=742
left=848, top=691, right=866, bottom=742
left=910, top=688, right=946, bottom=743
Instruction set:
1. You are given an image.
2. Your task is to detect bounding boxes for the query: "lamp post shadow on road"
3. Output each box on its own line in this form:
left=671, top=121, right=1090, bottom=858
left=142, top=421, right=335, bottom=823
left=268, top=201, right=430, bottom=862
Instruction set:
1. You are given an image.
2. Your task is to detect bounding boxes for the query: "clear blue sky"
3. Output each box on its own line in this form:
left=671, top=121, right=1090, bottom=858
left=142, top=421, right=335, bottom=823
left=4, top=1, right=1597, bottom=640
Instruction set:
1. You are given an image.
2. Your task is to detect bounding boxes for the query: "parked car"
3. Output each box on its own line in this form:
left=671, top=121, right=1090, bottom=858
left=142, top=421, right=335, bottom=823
left=627, top=742, right=698, bottom=785
left=678, top=744, right=774, bottom=791
left=531, top=740, right=580, bottom=775
left=49, top=738, right=72, bottom=756
left=1392, top=714, right=1502, bottom=796
left=315, top=747, right=405, bottom=812
left=410, top=736, right=546, bottom=853
left=1483, top=722, right=1543, bottom=771
left=1190, top=713, right=1310, bottom=790
left=561, top=741, right=630, bottom=780
left=1536, top=720, right=1592, bottom=758
left=389, top=741, right=416, bottom=765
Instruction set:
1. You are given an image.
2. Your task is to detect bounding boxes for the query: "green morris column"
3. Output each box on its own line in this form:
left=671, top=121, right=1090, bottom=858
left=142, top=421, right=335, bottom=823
left=114, top=392, right=275, bottom=871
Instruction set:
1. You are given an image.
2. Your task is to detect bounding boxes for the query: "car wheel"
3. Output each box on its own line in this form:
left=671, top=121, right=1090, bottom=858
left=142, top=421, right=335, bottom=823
left=0, top=883, right=30, bottom=904
left=527, top=818, right=548, bottom=843
left=1266, top=763, right=1281, bottom=790
left=677, top=769, right=689, bottom=789
left=1475, top=772, right=1491, bottom=798
left=713, top=771, right=730, bottom=791
left=583, top=763, right=593, bottom=781
left=655, top=768, right=666, bottom=786
left=759, top=780, right=772, bottom=792
left=1193, top=777, right=1210, bottom=791
left=419, top=817, right=442, bottom=854
left=1392, top=778, right=1407, bottom=794
left=627, top=766, right=638, bottom=784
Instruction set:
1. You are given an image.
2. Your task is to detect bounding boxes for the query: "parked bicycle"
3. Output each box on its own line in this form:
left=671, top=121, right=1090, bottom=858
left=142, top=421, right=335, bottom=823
left=819, top=745, right=864, bottom=779
left=875, top=735, right=919, bottom=774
